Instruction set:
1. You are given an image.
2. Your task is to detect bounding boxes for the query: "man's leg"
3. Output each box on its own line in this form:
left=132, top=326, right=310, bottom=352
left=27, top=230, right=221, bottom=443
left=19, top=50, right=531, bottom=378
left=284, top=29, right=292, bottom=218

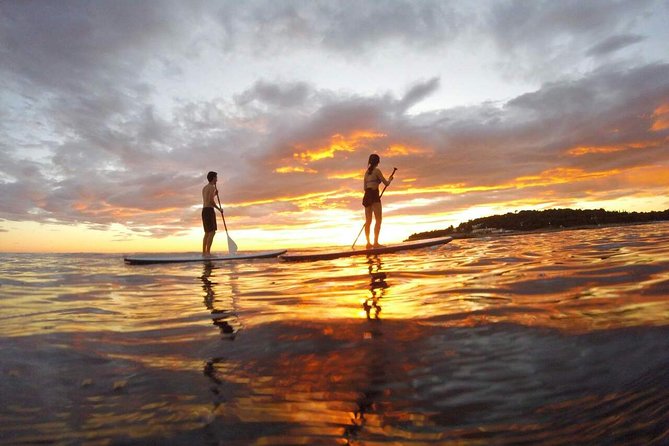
left=203, top=231, right=215, bottom=254
left=206, top=231, right=216, bottom=253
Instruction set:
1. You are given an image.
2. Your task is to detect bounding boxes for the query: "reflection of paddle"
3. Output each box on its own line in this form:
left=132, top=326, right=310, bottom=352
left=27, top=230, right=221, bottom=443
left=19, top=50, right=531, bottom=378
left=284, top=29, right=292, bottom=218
left=352, top=167, right=397, bottom=249
left=216, top=191, right=238, bottom=255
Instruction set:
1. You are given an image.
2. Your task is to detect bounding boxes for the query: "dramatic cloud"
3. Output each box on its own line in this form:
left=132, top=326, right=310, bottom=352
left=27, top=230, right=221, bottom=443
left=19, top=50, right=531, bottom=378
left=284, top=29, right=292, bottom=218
left=0, top=0, right=668, bottom=248
left=586, top=34, right=646, bottom=57
left=486, top=0, right=660, bottom=80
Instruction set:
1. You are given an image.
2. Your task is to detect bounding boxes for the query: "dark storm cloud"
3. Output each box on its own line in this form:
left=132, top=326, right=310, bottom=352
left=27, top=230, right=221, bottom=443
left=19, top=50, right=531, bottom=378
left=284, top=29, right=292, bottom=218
left=0, top=0, right=660, bottom=96
left=0, top=0, right=189, bottom=93
left=213, top=0, right=464, bottom=54
left=235, top=80, right=312, bottom=108
left=397, top=78, right=441, bottom=113
left=485, top=0, right=657, bottom=79
left=586, top=34, right=646, bottom=57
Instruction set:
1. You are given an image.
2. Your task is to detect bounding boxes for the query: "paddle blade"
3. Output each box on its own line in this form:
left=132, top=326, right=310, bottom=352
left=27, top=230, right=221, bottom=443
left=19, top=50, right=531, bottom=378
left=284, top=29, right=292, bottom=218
left=227, top=235, right=238, bottom=255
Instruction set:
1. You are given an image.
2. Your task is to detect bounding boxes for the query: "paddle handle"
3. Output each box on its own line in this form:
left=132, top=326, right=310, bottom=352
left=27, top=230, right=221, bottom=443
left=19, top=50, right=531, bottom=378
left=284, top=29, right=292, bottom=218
left=379, top=168, right=397, bottom=199
left=352, top=167, right=398, bottom=249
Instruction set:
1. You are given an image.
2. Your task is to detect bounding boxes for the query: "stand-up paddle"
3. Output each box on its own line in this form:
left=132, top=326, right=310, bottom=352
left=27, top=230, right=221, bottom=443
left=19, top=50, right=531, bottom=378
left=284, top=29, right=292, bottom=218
left=352, top=167, right=397, bottom=249
left=216, top=191, right=238, bottom=255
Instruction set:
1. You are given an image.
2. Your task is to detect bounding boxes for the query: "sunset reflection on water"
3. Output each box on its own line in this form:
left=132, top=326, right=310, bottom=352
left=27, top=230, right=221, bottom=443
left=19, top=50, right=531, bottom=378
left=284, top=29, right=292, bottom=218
left=1, top=223, right=668, bottom=444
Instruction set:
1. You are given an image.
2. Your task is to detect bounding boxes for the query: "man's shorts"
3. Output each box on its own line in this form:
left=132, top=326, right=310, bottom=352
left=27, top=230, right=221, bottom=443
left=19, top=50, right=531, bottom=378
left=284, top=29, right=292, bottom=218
left=202, top=207, right=217, bottom=232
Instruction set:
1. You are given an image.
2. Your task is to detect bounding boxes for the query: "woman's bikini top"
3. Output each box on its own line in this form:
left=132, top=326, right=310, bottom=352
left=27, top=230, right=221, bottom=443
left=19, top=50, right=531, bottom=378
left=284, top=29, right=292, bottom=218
left=364, top=168, right=382, bottom=190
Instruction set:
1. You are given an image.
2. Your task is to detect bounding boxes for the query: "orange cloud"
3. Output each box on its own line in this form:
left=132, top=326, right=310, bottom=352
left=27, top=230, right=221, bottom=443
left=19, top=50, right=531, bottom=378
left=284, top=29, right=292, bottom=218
left=293, top=130, right=386, bottom=163
left=326, top=171, right=359, bottom=180
left=651, top=103, right=669, bottom=131
left=381, top=144, right=427, bottom=157
left=620, top=164, right=669, bottom=187
left=567, top=139, right=664, bottom=156
left=247, top=166, right=629, bottom=214
left=275, top=166, right=317, bottom=174
left=391, top=183, right=503, bottom=197
left=514, top=167, right=619, bottom=187
left=384, top=167, right=622, bottom=199
left=230, top=189, right=356, bottom=209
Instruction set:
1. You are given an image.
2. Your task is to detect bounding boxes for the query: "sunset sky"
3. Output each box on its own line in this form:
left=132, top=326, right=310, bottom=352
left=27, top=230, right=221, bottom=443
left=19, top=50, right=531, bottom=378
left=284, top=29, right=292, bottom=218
left=1, top=0, right=669, bottom=253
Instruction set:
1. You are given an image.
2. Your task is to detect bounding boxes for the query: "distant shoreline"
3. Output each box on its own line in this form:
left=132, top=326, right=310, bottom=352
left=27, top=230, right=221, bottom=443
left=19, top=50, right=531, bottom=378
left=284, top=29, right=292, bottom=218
left=406, top=208, right=669, bottom=242
left=444, top=220, right=667, bottom=240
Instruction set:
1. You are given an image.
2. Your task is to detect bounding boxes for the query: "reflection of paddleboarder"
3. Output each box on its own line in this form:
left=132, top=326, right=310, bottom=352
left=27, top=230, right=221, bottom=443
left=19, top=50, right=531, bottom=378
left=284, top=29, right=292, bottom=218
left=200, top=261, right=240, bottom=339
left=364, top=255, right=387, bottom=320
left=362, top=154, right=394, bottom=249
left=202, top=171, right=224, bottom=255
left=345, top=256, right=389, bottom=442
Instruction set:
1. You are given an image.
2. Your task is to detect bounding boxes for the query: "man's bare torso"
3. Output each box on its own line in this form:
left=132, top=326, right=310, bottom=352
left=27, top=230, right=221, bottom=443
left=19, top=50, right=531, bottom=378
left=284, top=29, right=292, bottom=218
left=202, top=183, right=217, bottom=208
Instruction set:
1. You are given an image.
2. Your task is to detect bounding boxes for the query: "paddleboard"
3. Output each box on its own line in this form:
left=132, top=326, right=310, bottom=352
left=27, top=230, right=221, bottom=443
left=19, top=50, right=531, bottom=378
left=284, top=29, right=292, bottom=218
left=124, top=249, right=287, bottom=265
left=280, top=236, right=452, bottom=262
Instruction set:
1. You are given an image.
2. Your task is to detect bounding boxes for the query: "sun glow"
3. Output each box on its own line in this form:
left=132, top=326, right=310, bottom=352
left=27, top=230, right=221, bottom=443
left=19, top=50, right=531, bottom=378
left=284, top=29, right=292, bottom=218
left=326, top=171, right=360, bottom=180
left=382, top=144, right=427, bottom=157
left=4, top=159, right=668, bottom=253
left=275, top=166, right=318, bottom=174
left=293, top=130, right=386, bottom=163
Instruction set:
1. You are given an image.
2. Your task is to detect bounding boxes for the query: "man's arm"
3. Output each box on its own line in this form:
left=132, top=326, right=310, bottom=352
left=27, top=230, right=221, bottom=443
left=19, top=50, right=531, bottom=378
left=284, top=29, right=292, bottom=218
left=214, top=188, right=224, bottom=213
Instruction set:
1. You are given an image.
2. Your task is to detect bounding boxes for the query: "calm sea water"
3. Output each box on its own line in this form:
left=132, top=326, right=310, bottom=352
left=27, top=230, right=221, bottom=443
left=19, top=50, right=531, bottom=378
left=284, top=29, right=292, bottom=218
left=1, top=223, right=669, bottom=445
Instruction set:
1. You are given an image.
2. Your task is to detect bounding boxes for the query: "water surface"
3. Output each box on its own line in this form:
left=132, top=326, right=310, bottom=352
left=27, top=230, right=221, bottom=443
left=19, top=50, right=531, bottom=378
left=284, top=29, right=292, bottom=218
left=1, top=223, right=669, bottom=444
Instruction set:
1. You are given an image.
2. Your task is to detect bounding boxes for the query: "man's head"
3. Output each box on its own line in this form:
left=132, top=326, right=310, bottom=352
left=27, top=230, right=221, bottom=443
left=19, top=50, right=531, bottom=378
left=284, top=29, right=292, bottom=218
left=207, top=171, right=217, bottom=183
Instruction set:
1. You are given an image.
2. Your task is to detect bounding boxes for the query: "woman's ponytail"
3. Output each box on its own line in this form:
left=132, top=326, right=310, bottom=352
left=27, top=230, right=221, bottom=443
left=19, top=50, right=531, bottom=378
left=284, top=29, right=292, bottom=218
left=366, top=154, right=380, bottom=175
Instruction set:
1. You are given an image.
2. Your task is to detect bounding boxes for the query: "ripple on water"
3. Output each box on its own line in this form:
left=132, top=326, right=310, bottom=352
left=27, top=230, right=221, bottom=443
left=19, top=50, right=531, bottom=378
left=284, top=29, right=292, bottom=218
left=0, top=223, right=668, bottom=444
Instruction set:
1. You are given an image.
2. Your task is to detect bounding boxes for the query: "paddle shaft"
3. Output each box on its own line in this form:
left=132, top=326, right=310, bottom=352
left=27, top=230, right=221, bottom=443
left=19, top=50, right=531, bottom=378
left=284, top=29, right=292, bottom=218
left=215, top=191, right=230, bottom=233
left=215, top=190, right=239, bottom=254
left=352, top=167, right=397, bottom=249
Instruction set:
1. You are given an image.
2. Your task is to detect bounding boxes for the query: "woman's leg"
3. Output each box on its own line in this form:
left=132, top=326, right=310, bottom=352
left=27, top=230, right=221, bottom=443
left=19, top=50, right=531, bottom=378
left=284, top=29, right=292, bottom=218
left=372, top=202, right=383, bottom=246
left=364, top=205, right=373, bottom=248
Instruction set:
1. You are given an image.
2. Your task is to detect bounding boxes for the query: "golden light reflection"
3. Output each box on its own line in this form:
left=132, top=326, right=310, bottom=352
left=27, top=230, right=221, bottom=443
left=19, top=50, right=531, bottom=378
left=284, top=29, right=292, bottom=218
left=5, top=221, right=668, bottom=444
left=193, top=227, right=669, bottom=428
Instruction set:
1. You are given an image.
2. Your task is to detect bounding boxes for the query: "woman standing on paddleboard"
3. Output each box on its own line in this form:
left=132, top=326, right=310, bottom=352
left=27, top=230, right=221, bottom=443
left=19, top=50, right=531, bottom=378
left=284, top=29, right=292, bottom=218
left=363, top=154, right=394, bottom=249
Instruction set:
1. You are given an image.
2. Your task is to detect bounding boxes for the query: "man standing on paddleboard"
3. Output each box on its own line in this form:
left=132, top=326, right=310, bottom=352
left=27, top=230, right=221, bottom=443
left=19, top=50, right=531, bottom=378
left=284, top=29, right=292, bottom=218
left=202, top=171, right=223, bottom=255
left=363, top=154, right=394, bottom=249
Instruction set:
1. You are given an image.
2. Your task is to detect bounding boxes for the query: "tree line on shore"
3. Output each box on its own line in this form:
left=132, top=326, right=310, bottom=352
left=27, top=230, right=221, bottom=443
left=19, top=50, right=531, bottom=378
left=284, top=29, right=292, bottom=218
left=407, top=208, right=669, bottom=241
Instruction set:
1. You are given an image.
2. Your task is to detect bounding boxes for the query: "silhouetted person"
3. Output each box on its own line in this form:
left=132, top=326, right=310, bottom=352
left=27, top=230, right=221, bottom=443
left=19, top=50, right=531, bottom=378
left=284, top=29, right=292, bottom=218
left=362, top=154, right=393, bottom=248
left=202, top=171, right=223, bottom=255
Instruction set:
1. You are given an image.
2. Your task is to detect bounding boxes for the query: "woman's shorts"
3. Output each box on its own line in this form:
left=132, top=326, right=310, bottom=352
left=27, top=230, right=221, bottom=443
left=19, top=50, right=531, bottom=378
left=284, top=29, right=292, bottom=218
left=202, top=207, right=217, bottom=232
left=362, top=188, right=381, bottom=207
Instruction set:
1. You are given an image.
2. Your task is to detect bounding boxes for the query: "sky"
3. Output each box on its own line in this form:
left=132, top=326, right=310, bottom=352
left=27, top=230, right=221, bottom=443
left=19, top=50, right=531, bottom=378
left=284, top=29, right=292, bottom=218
left=1, top=0, right=669, bottom=253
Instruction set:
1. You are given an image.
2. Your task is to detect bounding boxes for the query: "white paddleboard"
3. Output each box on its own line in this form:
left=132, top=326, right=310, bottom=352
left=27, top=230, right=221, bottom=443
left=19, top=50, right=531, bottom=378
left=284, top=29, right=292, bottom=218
left=124, top=249, right=287, bottom=265
left=280, top=237, right=452, bottom=262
